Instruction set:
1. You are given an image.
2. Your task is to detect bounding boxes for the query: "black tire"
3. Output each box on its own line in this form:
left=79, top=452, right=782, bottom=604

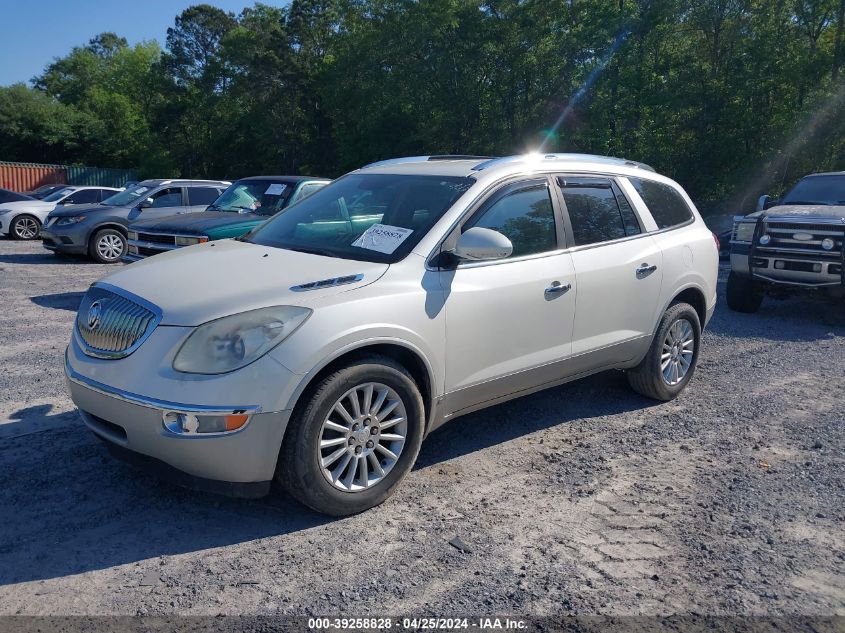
left=10, top=215, right=41, bottom=240
left=627, top=302, right=701, bottom=401
left=726, top=271, right=763, bottom=313
left=277, top=355, right=425, bottom=516
left=88, top=228, right=126, bottom=263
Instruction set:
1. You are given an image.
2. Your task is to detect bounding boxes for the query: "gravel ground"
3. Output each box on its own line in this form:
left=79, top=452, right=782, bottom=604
left=0, top=238, right=843, bottom=617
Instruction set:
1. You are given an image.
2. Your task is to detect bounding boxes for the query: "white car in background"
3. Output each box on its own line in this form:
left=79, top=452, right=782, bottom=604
left=0, top=185, right=120, bottom=240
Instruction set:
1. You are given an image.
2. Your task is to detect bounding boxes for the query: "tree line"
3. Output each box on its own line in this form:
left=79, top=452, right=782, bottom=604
left=1, top=0, right=843, bottom=213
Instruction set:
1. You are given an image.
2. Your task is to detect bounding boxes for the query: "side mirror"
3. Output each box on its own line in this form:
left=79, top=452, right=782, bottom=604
left=453, top=227, right=513, bottom=261
left=755, top=195, right=769, bottom=212
left=137, top=199, right=152, bottom=209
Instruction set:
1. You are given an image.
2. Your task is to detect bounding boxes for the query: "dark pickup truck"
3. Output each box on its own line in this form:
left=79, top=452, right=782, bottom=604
left=727, top=171, right=845, bottom=312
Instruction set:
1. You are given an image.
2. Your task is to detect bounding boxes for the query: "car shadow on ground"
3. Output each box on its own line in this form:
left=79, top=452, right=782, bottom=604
left=30, top=291, right=85, bottom=311
left=0, top=371, right=653, bottom=586
left=0, top=251, right=93, bottom=265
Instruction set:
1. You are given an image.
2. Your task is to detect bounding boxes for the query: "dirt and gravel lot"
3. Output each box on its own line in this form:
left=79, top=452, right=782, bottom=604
left=0, top=237, right=843, bottom=617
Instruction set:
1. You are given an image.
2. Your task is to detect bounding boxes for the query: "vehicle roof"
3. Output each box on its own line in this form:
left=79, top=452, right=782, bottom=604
left=356, top=153, right=658, bottom=179
left=60, top=185, right=121, bottom=190
left=137, top=178, right=231, bottom=186
left=801, top=171, right=845, bottom=178
left=236, top=175, right=330, bottom=183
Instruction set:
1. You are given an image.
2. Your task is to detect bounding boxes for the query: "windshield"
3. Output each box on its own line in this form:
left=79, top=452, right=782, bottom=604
left=782, top=175, right=845, bottom=206
left=209, top=180, right=294, bottom=216
left=102, top=184, right=154, bottom=207
left=246, top=173, right=474, bottom=263
left=42, top=188, right=74, bottom=202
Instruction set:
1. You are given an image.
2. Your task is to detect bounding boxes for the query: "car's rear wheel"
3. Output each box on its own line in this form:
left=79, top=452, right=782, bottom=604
left=89, top=228, right=126, bottom=263
left=627, top=302, right=701, bottom=401
left=10, top=215, right=40, bottom=240
left=726, top=271, right=763, bottom=313
left=277, top=355, right=425, bottom=516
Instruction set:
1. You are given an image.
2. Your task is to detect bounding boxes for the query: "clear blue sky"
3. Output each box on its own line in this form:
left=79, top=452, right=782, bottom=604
left=0, top=0, right=282, bottom=86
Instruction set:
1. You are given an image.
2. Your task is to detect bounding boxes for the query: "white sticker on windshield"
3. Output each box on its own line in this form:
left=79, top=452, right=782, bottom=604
left=265, top=183, right=287, bottom=195
left=133, top=187, right=149, bottom=195
left=351, top=224, right=413, bottom=254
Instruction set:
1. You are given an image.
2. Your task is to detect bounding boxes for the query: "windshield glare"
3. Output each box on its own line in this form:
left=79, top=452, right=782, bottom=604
left=782, top=176, right=845, bottom=206
left=102, top=184, right=155, bottom=207
left=43, top=188, right=74, bottom=202
left=210, top=180, right=293, bottom=216
left=247, top=173, right=474, bottom=263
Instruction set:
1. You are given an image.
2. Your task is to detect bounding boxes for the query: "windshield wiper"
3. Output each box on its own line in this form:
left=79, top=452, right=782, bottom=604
left=285, top=246, right=338, bottom=258
left=785, top=200, right=828, bottom=205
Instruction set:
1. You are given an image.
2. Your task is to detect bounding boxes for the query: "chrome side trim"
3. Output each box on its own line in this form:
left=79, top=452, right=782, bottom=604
left=65, top=350, right=262, bottom=415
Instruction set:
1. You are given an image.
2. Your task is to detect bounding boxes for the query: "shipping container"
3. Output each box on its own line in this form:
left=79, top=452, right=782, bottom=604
left=0, top=162, right=66, bottom=193
left=0, top=161, right=136, bottom=192
left=66, top=165, right=136, bottom=188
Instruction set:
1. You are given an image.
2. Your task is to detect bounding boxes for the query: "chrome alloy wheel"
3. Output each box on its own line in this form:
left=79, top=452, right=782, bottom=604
left=97, top=233, right=124, bottom=261
left=14, top=217, right=39, bottom=239
left=661, top=318, right=695, bottom=386
left=318, top=382, right=408, bottom=492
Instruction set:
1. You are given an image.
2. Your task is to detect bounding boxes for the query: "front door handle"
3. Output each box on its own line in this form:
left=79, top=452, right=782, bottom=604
left=544, top=281, right=572, bottom=298
left=636, top=263, right=657, bottom=278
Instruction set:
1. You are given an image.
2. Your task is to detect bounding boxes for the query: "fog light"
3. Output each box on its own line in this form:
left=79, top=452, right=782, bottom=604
left=774, top=261, right=785, bottom=269
left=162, top=411, right=250, bottom=435
left=758, top=234, right=771, bottom=245
left=813, top=263, right=822, bottom=273
left=821, top=238, right=834, bottom=251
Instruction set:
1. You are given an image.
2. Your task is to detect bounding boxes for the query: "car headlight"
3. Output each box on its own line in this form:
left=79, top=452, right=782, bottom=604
left=175, top=236, right=209, bottom=246
left=56, top=215, right=87, bottom=226
left=172, top=305, right=311, bottom=374
left=733, top=222, right=755, bottom=242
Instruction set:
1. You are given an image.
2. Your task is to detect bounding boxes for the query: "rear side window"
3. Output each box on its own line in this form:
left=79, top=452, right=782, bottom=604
left=66, top=189, right=99, bottom=204
left=466, top=184, right=557, bottom=258
left=559, top=178, right=641, bottom=246
left=629, top=178, right=693, bottom=229
left=188, top=187, right=220, bottom=206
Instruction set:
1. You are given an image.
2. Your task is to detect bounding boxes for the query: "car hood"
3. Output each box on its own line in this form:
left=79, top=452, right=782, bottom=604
left=100, top=238, right=388, bottom=326
left=748, top=204, right=845, bottom=221
left=129, top=211, right=266, bottom=234
left=48, top=203, right=114, bottom=218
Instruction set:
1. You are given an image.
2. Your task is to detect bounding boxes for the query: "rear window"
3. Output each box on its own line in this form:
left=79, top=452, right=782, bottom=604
left=629, top=178, right=693, bottom=229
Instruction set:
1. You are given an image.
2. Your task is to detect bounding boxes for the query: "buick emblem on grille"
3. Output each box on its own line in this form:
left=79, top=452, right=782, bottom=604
left=87, top=301, right=103, bottom=330
left=792, top=232, right=813, bottom=241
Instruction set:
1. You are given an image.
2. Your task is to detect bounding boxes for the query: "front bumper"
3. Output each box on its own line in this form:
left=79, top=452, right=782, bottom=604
left=41, top=223, right=90, bottom=254
left=65, top=350, right=292, bottom=495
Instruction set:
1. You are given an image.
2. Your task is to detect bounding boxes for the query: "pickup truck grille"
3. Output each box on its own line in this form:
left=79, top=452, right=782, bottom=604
left=756, top=221, right=845, bottom=259
left=75, top=286, right=160, bottom=358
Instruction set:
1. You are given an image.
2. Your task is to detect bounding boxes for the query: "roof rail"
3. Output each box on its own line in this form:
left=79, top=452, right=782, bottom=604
left=427, top=155, right=495, bottom=161
left=472, top=153, right=655, bottom=172
left=362, top=156, right=430, bottom=169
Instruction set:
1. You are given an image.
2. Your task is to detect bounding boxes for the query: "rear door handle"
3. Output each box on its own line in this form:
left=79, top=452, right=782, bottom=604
left=636, top=263, right=657, bottom=278
left=544, top=281, right=572, bottom=297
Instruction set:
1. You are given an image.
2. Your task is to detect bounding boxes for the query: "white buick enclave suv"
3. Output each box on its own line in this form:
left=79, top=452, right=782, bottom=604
left=65, top=154, right=718, bottom=515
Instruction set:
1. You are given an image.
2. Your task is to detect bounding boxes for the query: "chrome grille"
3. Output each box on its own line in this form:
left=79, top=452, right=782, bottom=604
left=75, top=285, right=161, bottom=359
left=757, top=220, right=845, bottom=259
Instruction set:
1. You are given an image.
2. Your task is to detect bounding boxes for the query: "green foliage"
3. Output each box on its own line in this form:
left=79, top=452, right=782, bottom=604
left=1, top=1, right=844, bottom=211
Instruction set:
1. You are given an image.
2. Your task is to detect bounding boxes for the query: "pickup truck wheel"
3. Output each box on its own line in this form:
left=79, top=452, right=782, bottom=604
left=10, top=215, right=41, bottom=240
left=627, top=302, right=701, bottom=401
left=277, top=355, right=425, bottom=516
left=726, top=271, right=763, bottom=313
left=89, top=228, right=126, bottom=263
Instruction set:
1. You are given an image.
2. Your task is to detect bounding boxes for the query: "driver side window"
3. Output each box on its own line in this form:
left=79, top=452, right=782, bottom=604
left=149, top=187, right=183, bottom=208
left=465, top=184, right=557, bottom=258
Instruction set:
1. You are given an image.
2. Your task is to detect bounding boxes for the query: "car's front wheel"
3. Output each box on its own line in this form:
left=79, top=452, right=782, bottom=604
left=277, top=355, right=425, bottom=516
left=89, top=228, right=127, bottom=263
left=10, top=215, right=41, bottom=240
left=627, top=301, right=701, bottom=401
